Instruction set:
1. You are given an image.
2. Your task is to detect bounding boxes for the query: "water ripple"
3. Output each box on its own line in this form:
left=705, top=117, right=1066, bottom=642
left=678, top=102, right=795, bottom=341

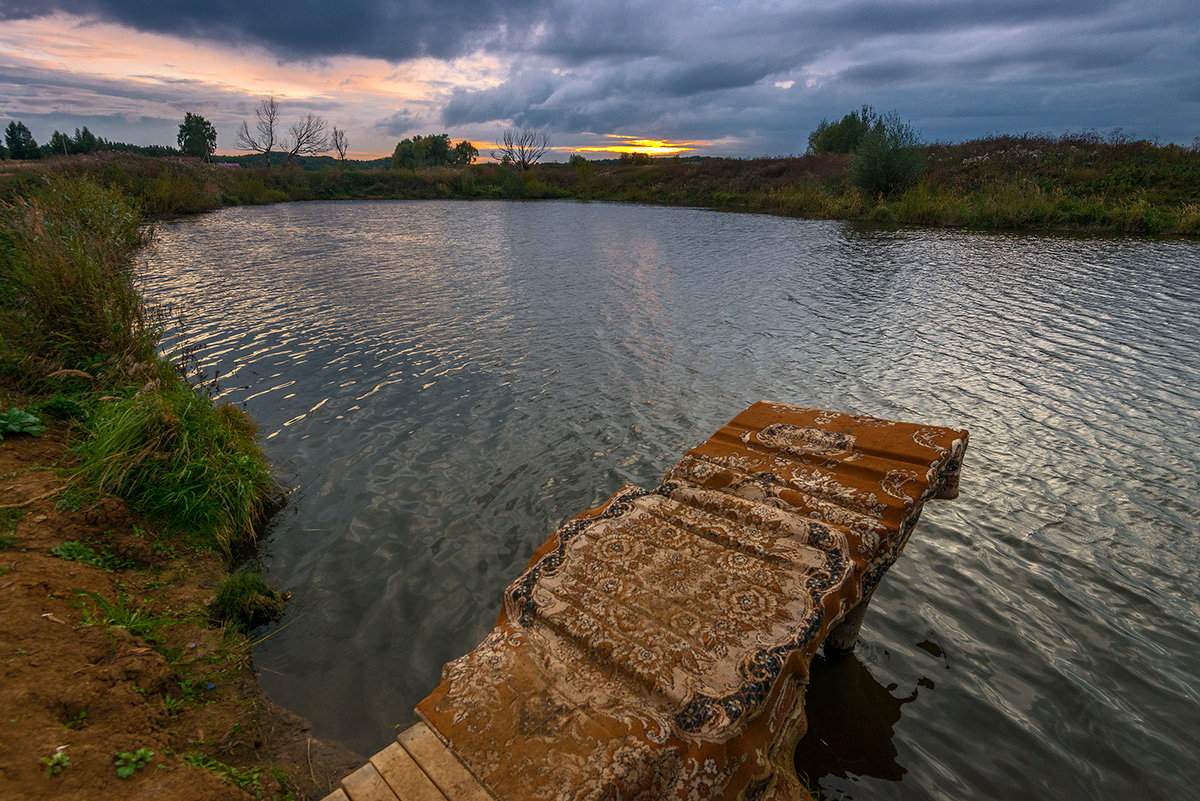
left=138, top=201, right=1200, bottom=799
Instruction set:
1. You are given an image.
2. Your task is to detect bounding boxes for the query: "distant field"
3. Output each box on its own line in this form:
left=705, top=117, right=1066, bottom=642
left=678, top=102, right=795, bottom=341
left=3, top=133, right=1197, bottom=235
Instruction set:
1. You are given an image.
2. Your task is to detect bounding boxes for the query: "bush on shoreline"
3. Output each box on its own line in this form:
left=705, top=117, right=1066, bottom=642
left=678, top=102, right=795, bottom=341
left=0, top=177, right=154, bottom=376
left=74, top=382, right=279, bottom=554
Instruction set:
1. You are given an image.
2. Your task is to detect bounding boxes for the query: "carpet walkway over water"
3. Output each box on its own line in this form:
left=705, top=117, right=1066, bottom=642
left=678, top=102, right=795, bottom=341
left=323, top=402, right=968, bottom=801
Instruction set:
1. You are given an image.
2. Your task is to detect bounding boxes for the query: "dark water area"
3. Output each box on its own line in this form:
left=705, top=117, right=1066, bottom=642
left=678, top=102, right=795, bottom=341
left=137, top=200, right=1200, bottom=800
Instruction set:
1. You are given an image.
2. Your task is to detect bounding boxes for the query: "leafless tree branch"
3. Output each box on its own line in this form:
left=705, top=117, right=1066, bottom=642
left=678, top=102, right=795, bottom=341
left=492, top=128, right=550, bottom=170
left=283, top=114, right=329, bottom=166
left=331, top=127, right=349, bottom=164
left=236, top=96, right=279, bottom=168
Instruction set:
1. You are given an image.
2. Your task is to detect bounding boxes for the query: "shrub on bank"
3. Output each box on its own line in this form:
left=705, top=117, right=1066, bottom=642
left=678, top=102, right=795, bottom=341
left=74, top=381, right=280, bottom=554
left=849, top=112, right=925, bottom=196
left=211, top=569, right=287, bottom=632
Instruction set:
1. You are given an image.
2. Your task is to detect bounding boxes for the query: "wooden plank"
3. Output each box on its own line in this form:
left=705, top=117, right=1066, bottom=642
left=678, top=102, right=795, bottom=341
left=398, top=723, right=492, bottom=801
left=370, top=741, right=448, bottom=801
left=341, top=761, right=402, bottom=801
left=319, top=789, right=351, bottom=801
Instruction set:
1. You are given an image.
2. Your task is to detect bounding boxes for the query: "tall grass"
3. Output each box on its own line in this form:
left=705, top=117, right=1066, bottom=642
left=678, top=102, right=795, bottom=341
left=0, top=176, right=155, bottom=376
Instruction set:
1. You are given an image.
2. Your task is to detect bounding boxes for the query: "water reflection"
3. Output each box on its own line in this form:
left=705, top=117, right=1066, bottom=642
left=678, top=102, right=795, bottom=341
left=795, top=651, right=920, bottom=787
left=137, top=201, right=1200, bottom=801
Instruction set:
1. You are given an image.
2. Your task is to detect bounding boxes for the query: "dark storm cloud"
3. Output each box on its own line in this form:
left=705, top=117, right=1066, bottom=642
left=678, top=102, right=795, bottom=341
left=375, top=108, right=426, bottom=136
left=436, top=0, right=1197, bottom=149
left=442, top=72, right=558, bottom=127
left=0, top=0, right=551, bottom=61
left=3, top=0, right=1197, bottom=154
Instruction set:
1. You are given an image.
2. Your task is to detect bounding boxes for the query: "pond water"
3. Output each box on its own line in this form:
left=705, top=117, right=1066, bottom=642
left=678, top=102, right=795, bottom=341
left=138, top=200, right=1200, bottom=800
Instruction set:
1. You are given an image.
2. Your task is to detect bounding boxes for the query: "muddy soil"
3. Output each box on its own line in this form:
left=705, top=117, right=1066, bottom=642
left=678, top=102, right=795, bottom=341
left=0, top=415, right=361, bottom=800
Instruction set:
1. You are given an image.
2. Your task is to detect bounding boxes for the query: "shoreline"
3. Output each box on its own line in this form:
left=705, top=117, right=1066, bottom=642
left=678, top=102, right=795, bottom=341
left=0, top=405, right=362, bottom=799
left=0, top=175, right=362, bottom=799
left=2, top=136, right=1197, bottom=237
left=0, top=147, right=1194, bottom=795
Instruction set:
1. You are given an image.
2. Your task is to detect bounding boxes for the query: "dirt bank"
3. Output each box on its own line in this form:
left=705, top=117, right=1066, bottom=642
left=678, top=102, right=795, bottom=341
left=0, top=409, right=361, bottom=800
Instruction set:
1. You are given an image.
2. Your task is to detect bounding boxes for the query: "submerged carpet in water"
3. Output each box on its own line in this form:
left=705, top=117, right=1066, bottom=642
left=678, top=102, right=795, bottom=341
left=409, top=402, right=967, bottom=800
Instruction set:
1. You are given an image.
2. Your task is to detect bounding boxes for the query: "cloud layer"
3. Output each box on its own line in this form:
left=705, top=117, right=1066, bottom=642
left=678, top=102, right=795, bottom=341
left=1, top=0, right=1196, bottom=157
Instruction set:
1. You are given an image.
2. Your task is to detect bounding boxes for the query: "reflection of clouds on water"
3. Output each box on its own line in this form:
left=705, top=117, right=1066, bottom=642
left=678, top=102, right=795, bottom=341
left=795, top=652, right=919, bottom=788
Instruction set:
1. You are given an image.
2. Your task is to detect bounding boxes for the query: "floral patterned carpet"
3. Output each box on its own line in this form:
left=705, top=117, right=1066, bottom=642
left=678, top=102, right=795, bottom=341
left=417, top=402, right=967, bottom=800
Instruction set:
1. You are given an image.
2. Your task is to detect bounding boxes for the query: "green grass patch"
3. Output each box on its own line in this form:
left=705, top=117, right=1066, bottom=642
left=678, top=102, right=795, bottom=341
left=34, top=390, right=91, bottom=422
left=49, top=539, right=135, bottom=571
left=74, top=380, right=279, bottom=554
left=184, top=753, right=262, bottom=790
left=54, top=486, right=101, bottom=514
left=75, top=589, right=175, bottom=645
left=210, top=569, right=287, bottom=633
left=0, top=176, right=156, bottom=381
left=0, top=508, right=22, bottom=549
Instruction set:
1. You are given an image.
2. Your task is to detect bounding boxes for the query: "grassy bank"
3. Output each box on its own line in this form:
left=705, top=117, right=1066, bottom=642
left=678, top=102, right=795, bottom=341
left=0, top=176, right=279, bottom=554
left=0, top=175, right=347, bottom=796
left=4, top=132, right=1197, bottom=235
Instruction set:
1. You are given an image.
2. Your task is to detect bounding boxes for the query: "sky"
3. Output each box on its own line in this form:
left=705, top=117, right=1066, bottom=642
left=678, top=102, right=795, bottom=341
left=1, top=0, right=1197, bottom=160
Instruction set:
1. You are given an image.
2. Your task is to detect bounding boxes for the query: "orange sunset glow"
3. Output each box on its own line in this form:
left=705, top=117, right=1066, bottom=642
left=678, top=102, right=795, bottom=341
left=569, top=135, right=711, bottom=156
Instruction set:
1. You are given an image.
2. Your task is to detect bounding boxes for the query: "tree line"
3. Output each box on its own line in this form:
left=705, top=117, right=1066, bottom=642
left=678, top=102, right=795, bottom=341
left=1, top=99, right=353, bottom=168
left=4, top=96, right=561, bottom=175
left=2, top=115, right=224, bottom=161
left=1, top=121, right=175, bottom=160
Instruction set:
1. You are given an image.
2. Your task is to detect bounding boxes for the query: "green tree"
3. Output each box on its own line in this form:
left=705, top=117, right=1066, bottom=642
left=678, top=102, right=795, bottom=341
left=392, top=137, right=418, bottom=169
left=451, top=139, right=478, bottom=165
left=72, top=126, right=101, bottom=154
left=392, top=133, right=468, bottom=169
left=177, top=113, right=217, bottom=160
left=848, top=111, right=924, bottom=195
left=807, top=105, right=877, bottom=154
left=4, top=121, right=39, bottom=160
left=46, top=130, right=73, bottom=157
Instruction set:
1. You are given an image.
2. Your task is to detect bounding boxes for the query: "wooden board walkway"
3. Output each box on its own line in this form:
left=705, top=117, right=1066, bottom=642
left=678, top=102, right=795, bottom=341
left=323, top=402, right=968, bottom=801
left=327, top=722, right=490, bottom=801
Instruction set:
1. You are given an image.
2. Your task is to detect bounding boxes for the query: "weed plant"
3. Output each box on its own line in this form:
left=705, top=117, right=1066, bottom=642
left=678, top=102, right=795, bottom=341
left=0, top=407, right=44, bottom=438
left=113, top=747, right=154, bottom=778
left=76, top=589, right=175, bottom=644
left=41, top=748, right=70, bottom=778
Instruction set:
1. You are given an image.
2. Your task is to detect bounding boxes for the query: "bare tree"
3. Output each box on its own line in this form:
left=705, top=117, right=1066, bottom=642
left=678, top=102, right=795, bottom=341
left=492, top=128, right=550, bottom=170
left=282, top=113, right=329, bottom=166
left=236, top=96, right=279, bottom=168
left=331, top=127, right=349, bottom=165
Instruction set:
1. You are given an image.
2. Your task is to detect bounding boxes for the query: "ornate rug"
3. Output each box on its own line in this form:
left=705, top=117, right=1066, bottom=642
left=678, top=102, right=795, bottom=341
left=416, top=402, right=967, bottom=800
